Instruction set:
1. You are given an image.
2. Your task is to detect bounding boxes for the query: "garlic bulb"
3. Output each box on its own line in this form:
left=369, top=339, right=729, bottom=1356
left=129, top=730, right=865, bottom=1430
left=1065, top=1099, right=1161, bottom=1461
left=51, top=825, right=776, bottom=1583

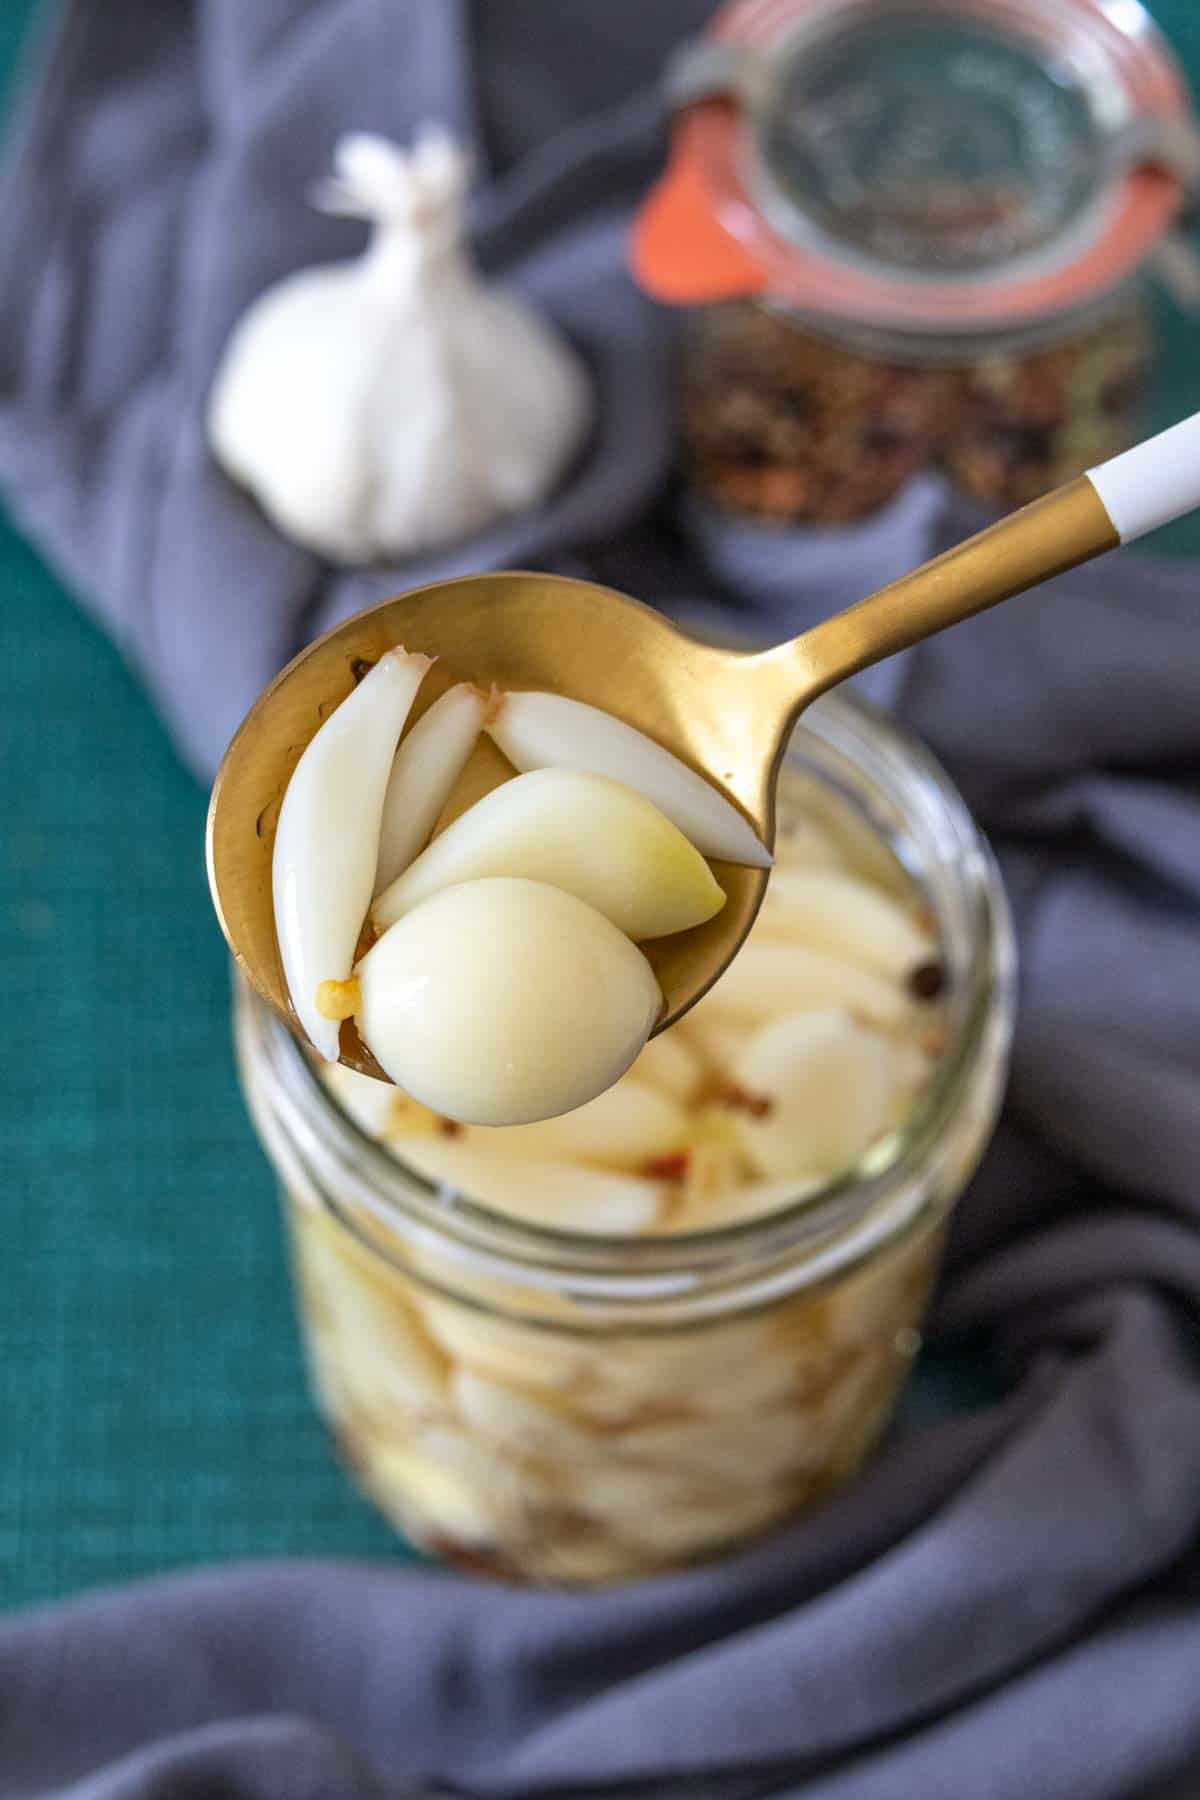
left=208, top=127, right=592, bottom=562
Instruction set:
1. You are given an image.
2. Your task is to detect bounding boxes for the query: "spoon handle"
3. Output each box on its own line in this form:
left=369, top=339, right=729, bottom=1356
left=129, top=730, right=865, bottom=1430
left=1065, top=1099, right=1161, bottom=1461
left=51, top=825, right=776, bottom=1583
left=768, top=410, right=1200, bottom=704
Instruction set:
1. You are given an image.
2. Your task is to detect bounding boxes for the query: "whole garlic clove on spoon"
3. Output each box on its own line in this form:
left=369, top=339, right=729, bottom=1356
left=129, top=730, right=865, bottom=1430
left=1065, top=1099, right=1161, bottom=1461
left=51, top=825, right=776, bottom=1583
left=486, top=691, right=771, bottom=868
left=355, top=878, right=662, bottom=1125
left=272, top=647, right=430, bottom=1060
left=373, top=682, right=488, bottom=894
left=208, top=127, right=592, bottom=562
left=372, top=767, right=725, bottom=940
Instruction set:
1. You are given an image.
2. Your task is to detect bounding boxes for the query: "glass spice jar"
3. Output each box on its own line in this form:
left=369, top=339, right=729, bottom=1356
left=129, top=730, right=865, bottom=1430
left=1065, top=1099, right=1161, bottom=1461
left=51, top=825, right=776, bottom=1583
left=633, top=0, right=1197, bottom=522
left=234, top=694, right=1016, bottom=1585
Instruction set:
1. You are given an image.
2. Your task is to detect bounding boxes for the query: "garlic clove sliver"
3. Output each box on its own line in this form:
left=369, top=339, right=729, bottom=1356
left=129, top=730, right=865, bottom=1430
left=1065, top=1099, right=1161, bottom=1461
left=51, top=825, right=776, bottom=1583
left=272, top=647, right=431, bottom=1060
left=757, top=868, right=932, bottom=980
left=373, top=767, right=725, bottom=939
left=394, top=1136, right=665, bottom=1235
left=703, top=940, right=908, bottom=1032
left=464, top=1075, right=688, bottom=1171
left=486, top=691, right=772, bottom=868
left=732, top=1008, right=901, bottom=1179
left=374, top=683, right=488, bottom=894
left=355, top=878, right=662, bottom=1125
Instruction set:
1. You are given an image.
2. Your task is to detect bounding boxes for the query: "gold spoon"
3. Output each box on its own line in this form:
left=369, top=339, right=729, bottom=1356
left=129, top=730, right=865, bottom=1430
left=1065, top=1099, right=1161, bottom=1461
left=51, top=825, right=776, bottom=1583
left=207, top=413, right=1200, bottom=1079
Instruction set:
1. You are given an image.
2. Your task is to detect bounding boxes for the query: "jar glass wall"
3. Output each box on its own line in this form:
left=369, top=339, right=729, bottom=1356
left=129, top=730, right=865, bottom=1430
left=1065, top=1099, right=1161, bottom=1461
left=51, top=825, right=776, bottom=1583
left=235, top=694, right=1016, bottom=1584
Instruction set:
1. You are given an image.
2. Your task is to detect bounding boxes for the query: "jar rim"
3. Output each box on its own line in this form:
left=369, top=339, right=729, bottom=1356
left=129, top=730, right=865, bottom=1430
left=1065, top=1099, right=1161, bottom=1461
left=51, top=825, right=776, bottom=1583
left=239, top=690, right=1017, bottom=1313
left=631, top=0, right=1190, bottom=332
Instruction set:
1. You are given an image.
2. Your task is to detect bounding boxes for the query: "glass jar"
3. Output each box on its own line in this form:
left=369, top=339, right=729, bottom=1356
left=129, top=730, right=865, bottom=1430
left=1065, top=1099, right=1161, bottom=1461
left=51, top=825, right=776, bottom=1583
left=633, top=0, right=1195, bottom=522
left=235, top=694, right=1016, bottom=1585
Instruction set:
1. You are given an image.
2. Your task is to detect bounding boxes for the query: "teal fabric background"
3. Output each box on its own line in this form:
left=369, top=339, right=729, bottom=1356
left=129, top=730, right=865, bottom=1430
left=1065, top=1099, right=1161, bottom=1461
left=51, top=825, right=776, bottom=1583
left=3, top=0, right=1199, bottom=1612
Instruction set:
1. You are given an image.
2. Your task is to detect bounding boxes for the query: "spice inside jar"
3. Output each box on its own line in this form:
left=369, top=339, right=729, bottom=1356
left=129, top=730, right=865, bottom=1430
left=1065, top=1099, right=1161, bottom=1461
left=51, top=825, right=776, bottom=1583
left=681, top=297, right=1152, bottom=522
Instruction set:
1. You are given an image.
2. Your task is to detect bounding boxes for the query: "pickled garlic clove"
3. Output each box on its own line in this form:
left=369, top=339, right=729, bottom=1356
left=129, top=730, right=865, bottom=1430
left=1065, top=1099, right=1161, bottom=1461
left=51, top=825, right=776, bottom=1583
left=418, top=1297, right=591, bottom=1392
left=756, top=867, right=932, bottom=980
left=373, top=767, right=725, bottom=941
left=631, top=1028, right=704, bottom=1103
left=594, top=1481, right=790, bottom=1562
left=273, top=647, right=431, bottom=1059
left=486, top=689, right=772, bottom=868
left=392, top=1135, right=666, bottom=1234
left=464, top=1074, right=688, bottom=1171
left=619, top=1410, right=816, bottom=1484
left=772, top=814, right=844, bottom=872
left=686, top=1173, right=826, bottom=1229
left=450, top=1367, right=599, bottom=1461
left=373, top=682, right=488, bottom=895
left=732, top=1007, right=901, bottom=1179
left=702, top=939, right=908, bottom=1032
left=676, top=1008, right=752, bottom=1079
left=364, top=1439, right=512, bottom=1545
left=355, top=878, right=662, bottom=1125
left=322, top=1061, right=406, bottom=1138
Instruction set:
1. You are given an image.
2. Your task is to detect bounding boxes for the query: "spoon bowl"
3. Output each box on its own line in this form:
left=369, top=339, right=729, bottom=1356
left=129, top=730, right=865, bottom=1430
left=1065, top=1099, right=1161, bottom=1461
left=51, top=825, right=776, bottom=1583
left=208, top=571, right=787, bottom=1077
left=208, top=410, right=1200, bottom=1081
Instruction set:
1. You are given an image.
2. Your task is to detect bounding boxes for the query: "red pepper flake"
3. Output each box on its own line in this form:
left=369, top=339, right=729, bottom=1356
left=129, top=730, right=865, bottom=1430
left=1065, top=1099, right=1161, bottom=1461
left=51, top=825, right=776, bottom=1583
left=643, top=1151, right=691, bottom=1183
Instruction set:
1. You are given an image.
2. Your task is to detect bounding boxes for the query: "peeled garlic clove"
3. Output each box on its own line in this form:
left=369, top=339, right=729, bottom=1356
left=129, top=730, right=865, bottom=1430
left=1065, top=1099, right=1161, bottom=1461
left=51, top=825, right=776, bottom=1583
left=733, top=1008, right=900, bottom=1179
left=273, top=648, right=431, bottom=1059
left=773, top=814, right=844, bottom=871
left=364, top=1439, right=511, bottom=1546
left=487, top=690, right=772, bottom=868
left=321, top=1061, right=405, bottom=1138
left=757, top=868, right=931, bottom=980
left=466, top=1075, right=688, bottom=1171
left=450, top=1367, right=597, bottom=1461
left=677, top=1009, right=751, bottom=1080
left=621, top=1411, right=813, bottom=1484
left=607, top=1484, right=789, bottom=1561
left=600, top=1314, right=773, bottom=1404
left=356, top=878, right=662, bottom=1125
left=374, top=683, right=488, bottom=894
left=704, top=941, right=907, bottom=1032
left=374, top=767, right=725, bottom=940
left=631, top=1028, right=704, bottom=1103
left=419, top=1296, right=592, bottom=1392
left=697, top=1174, right=826, bottom=1227
left=536, top=1534, right=650, bottom=1585
left=394, top=1136, right=665, bottom=1234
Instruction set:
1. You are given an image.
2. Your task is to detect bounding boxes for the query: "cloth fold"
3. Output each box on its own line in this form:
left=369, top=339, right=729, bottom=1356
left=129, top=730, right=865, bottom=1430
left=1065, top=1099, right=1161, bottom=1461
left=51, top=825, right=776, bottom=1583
left=1, top=4, right=1199, bottom=1798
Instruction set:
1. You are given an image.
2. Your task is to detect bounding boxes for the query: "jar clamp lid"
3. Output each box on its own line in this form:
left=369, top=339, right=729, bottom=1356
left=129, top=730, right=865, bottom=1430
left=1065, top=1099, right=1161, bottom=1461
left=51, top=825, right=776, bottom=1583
left=632, top=0, right=1199, bottom=341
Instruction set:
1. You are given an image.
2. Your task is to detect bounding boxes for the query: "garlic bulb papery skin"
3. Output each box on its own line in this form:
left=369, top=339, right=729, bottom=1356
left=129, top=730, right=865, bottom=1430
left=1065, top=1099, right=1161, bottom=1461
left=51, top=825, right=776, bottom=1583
left=273, top=648, right=431, bottom=1059
left=208, top=128, right=592, bottom=562
left=486, top=691, right=772, bottom=868
left=354, top=877, right=662, bottom=1125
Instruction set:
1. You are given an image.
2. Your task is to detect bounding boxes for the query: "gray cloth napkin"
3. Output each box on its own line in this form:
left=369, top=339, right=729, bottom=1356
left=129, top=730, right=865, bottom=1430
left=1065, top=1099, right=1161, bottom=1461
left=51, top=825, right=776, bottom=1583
left=2, top=4, right=1200, bottom=1798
